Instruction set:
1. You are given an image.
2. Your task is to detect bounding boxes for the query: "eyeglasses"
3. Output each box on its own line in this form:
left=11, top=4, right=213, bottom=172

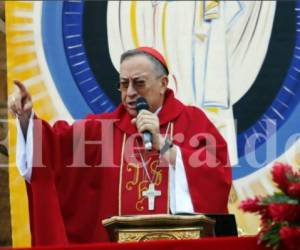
left=118, top=79, right=147, bottom=92
left=118, top=75, right=164, bottom=92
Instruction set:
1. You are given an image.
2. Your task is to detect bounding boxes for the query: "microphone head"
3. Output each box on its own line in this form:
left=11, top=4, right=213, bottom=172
left=136, top=97, right=149, bottom=113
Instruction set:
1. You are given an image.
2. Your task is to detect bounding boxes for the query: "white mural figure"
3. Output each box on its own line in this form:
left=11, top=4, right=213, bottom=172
left=107, top=1, right=276, bottom=165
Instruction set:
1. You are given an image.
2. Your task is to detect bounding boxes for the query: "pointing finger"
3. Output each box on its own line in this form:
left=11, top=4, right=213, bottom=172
left=13, top=80, right=28, bottom=96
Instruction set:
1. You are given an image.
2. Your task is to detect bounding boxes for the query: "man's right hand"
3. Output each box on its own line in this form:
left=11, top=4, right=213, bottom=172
left=8, top=80, right=32, bottom=135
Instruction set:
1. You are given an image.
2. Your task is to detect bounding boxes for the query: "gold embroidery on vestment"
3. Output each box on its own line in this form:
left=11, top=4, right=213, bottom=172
left=125, top=163, right=140, bottom=190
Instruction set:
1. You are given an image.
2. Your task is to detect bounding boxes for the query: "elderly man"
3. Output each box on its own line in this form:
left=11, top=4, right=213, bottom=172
left=9, top=47, right=231, bottom=245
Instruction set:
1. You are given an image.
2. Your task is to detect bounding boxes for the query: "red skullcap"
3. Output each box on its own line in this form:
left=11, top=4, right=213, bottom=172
left=137, top=47, right=169, bottom=75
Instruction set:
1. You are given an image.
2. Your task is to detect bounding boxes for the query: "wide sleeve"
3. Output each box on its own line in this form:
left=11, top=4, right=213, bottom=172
left=26, top=116, right=76, bottom=246
left=175, top=107, right=232, bottom=214
left=27, top=114, right=109, bottom=245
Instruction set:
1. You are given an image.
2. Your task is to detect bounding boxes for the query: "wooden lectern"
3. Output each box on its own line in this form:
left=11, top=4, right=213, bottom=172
left=102, top=214, right=215, bottom=242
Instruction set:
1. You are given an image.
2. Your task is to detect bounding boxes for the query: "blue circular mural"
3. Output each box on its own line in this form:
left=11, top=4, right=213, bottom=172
left=41, top=0, right=300, bottom=180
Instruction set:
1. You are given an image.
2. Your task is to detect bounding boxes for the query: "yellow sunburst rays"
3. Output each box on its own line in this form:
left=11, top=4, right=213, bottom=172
left=6, top=1, right=58, bottom=246
left=229, top=173, right=275, bottom=235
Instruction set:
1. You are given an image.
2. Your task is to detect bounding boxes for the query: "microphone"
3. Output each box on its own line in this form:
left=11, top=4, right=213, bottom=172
left=136, top=97, right=152, bottom=150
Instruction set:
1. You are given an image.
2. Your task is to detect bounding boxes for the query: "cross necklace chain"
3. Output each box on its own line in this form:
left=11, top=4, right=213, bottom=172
left=138, top=150, right=161, bottom=211
left=138, top=122, right=172, bottom=211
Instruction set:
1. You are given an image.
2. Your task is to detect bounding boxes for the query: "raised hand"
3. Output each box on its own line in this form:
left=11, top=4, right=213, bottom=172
left=8, top=80, right=32, bottom=137
left=131, top=109, right=162, bottom=151
left=8, top=80, right=32, bottom=119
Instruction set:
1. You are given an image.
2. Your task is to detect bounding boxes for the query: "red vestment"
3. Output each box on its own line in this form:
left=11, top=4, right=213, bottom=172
left=26, top=89, right=231, bottom=246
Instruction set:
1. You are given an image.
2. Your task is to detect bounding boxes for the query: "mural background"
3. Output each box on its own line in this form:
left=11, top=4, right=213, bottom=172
left=3, top=0, right=300, bottom=247
left=0, top=0, right=11, bottom=247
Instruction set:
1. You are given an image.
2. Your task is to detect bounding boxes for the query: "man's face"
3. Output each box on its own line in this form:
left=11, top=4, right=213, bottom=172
left=119, top=55, right=168, bottom=117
